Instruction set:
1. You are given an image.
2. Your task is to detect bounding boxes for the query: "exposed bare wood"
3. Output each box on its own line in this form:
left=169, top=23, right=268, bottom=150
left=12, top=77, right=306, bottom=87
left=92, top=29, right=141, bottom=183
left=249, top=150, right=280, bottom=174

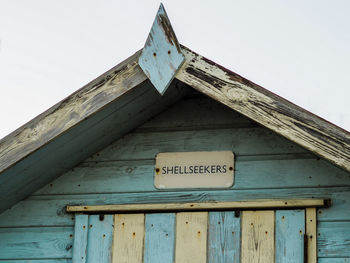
left=176, top=46, right=350, bottom=172
left=0, top=49, right=146, bottom=174
left=306, top=208, right=317, bottom=263
left=66, top=199, right=326, bottom=213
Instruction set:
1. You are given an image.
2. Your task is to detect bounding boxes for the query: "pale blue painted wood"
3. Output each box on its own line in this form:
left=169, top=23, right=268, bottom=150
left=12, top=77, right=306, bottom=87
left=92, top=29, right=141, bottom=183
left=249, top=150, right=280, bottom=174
left=208, top=211, right=240, bottom=263
left=6, top=186, right=348, bottom=228
left=72, top=215, right=88, bottom=263
left=0, top=227, right=73, bottom=259
left=275, top=210, right=305, bottom=263
left=0, top=260, right=72, bottom=263
left=86, top=128, right=307, bottom=162
left=318, top=221, right=350, bottom=257
left=1, top=93, right=349, bottom=262
left=34, top=157, right=350, bottom=196
left=319, top=258, right=350, bottom=263
left=138, top=97, right=257, bottom=131
left=0, top=78, right=188, bottom=214
left=139, top=4, right=184, bottom=94
left=86, top=215, right=113, bottom=263
left=144, top=213, right=176, bottom=263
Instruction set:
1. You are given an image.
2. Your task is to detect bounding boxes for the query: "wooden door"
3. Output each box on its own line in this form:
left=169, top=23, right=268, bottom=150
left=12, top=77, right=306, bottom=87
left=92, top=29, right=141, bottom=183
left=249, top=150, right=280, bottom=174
left=73, top=209, right=309, bottom=263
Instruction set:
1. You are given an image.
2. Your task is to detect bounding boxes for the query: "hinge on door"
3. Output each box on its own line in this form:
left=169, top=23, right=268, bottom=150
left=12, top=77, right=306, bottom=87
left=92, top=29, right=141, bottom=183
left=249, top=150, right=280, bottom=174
left=304, top=234, right=308, bottom=263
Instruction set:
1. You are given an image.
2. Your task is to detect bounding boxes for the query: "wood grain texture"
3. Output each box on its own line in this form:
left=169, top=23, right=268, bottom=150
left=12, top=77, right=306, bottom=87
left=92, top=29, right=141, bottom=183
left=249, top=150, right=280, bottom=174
left=241, top=211, right=275, bottom=263
left=35, top=157, right=350, bottom=196
left=318, top=221, right=350, bottom=257
left=86, top=215, right=114, bottom=263
left=112, top=214, right=145, bottom=263
left=85, top=128, right=306, bottom=162
left=144, top=213, right=175, bottom=263
left=72, top=215, right=88, bottom=263
left=0, top=227, right=73, bottom=259
left=275, top=210, right=305, bottom=263
left=13, top=186, right=348, bottom=228
left=137, top=96, right=257, bottom=132
left=208, top=211, right=240, bottom=263
left=0, top=79, right=190, bottom=213
left=138, top=3, right=184, bottom=94
left=0, top=49, right=145, bottom=174
left=67, top=199, right=325, bottom=213
left=175, top=212, right=208, bottom=263
left=319, top=259, right=350, bottom=263
left=306, top=208, right=317, bottom=263
left=176, top=46, right=350, bottom=172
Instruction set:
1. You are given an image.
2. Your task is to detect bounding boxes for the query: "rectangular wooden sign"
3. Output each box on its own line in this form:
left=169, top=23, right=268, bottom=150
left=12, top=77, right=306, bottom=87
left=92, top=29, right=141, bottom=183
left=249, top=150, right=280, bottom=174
left=154, top=151, right=234, bottom=189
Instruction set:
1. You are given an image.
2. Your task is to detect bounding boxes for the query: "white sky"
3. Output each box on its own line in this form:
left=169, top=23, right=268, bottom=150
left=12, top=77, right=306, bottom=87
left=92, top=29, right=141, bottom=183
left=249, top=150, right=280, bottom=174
left=0, top=0, right=349, bottom=139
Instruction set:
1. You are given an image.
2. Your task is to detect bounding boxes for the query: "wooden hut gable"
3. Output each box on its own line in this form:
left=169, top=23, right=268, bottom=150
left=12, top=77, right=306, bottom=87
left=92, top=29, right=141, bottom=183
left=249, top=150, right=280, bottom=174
left=0, top=4, right=350, bottom=262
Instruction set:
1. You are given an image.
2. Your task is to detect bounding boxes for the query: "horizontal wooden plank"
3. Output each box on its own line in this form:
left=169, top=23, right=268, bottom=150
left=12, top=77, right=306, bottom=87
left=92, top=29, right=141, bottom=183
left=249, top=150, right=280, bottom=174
left=318, top=221, right=350, bottom=257
left=176, top=46, right=350, bottom=172
left=86, top=127, right=306, bottom=162
left=0, top=227, right=73, bottom=259
left=34, top=157, right=349, bottom=195
left=137, top=96, right=257, bottom=132
left=66, top=199, right=326, bottom=213
left=0, top=199, right=74, bottom=227
left=318, top=259, right=350, bottom=263
left=2, top=187, right=349, bottom=227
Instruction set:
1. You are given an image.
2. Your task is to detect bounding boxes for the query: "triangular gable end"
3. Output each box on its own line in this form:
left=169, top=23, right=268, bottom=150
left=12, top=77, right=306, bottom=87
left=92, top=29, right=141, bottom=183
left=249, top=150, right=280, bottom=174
left=0, top=4, right=349, bottom=214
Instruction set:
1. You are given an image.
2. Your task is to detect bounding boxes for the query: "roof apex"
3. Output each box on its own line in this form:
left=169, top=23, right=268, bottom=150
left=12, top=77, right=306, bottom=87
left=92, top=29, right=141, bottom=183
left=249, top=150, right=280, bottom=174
left=139, top=3, right=184, bottom=95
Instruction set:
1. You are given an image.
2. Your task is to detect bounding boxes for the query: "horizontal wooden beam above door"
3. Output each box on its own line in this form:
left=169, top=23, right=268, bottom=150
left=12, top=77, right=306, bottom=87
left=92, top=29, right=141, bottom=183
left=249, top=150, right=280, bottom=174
left=66, top=199, right=329, bottom=213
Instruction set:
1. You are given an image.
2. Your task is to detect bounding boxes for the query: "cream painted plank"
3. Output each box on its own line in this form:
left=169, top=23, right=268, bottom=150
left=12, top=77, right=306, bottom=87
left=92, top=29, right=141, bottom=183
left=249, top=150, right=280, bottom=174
left=306, top=208, right=317, bottom=263
left=175, top=212, right=208, bottom=263
left=241, top=210, right=275, bottom=263
left=67, top=199, right=326, bottom=213
left=112, top=214, right=144, bottom=263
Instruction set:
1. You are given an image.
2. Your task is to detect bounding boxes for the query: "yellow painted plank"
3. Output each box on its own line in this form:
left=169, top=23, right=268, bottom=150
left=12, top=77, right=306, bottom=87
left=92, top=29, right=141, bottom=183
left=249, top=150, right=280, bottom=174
left=67, top=199, right=326, bottom=213
left=175, top=212, right=208, bottom=263
left=241, top=210, right=275, bottom=263
left=306, top=208, right=317, bottom=263
left=112, top=214, right=145, bottom=263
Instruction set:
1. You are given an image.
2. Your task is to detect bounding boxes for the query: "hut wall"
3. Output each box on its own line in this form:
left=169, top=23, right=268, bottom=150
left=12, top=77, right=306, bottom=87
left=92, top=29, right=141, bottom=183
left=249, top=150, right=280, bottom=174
left=0, top=95, right=349, bottom=262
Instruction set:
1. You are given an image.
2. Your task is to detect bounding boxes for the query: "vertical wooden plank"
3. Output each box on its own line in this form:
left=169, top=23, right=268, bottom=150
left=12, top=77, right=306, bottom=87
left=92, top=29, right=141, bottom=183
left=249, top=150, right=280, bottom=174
left=241, top=210, right=275, bottom=263
left=306, top=208, right=317, bottom=263
left=112, top=214, right=145, bottom=263
left=208, top=211, right=240, bottom=263
left=275, top=210, right=305, bottom=263
left=72, top=214, right=88, bottom=263
left=144, top=213, right=175, bottom=263
left=86, top=215, right=114, bottom=263
left=175, top=212, right=208, bottom=263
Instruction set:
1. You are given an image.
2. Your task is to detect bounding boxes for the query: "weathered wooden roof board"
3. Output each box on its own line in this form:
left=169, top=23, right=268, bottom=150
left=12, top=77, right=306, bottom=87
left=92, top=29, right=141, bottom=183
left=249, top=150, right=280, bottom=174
left=139, top=3, right=184, bottom=95
left=0, top=3, right=349, bottom=213
left=176, top=46, right=350, bottom=172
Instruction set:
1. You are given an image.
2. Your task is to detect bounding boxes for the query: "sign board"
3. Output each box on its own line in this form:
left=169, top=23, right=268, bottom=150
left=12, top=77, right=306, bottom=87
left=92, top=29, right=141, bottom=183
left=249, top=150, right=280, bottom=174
left=154, top=151, right=234, bottom=189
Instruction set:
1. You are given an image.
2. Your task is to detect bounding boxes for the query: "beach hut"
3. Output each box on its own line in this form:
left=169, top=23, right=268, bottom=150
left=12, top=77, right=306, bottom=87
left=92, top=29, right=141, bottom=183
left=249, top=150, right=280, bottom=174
left=0, top=4, right=349, bottom=263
